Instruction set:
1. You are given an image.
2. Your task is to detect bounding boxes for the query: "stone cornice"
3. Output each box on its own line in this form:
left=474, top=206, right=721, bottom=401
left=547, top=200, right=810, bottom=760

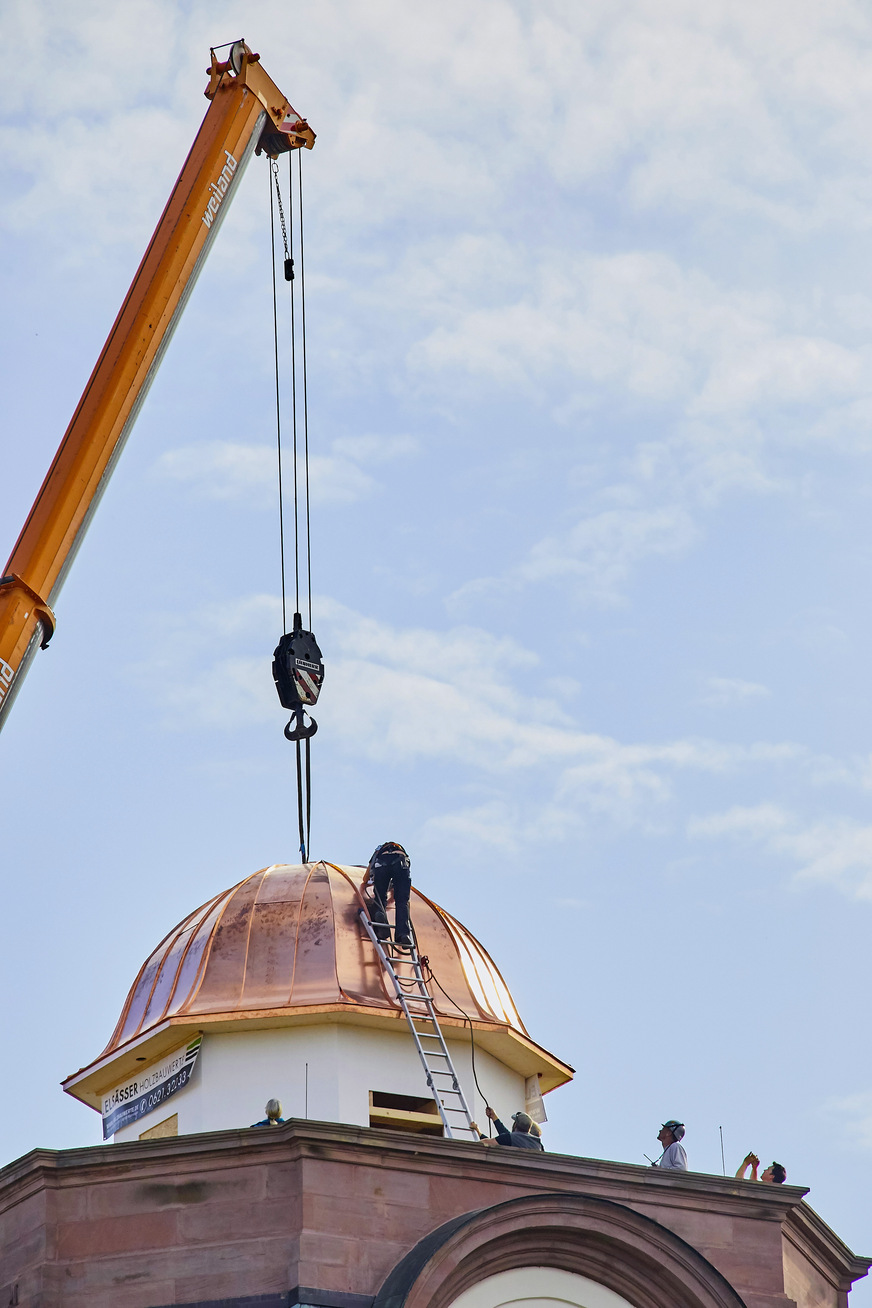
left=783, top=1197, right=872, bottom=1289
left=0, top=1117, right=813, bottom=1226
left=1, top=1120, right=868, bottom=1305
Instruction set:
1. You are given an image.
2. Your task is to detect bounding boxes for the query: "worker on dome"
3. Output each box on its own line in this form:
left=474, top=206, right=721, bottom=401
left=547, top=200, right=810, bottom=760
left=361, top=841, right=413, bottom=949
left=653, top=1119, right=687, bottom=1170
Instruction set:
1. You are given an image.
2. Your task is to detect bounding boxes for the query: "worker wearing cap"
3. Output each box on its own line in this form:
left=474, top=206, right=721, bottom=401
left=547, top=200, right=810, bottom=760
left=470, top=1105, right=544, bottom=1151
left=653, top=1119, right=687, bottom=1170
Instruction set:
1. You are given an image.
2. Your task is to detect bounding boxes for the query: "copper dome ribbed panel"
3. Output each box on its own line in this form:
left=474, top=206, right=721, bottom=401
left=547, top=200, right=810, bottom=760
left=102, top=861, right=527, bottom=1058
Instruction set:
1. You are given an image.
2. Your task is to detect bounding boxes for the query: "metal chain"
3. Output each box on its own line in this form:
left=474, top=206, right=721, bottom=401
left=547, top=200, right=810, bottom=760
left=271, top=159, right=290, bottom=262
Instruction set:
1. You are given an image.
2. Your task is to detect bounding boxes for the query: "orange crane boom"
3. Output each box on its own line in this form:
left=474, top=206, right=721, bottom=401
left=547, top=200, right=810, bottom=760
left=0, top=41, right=314, bottom=729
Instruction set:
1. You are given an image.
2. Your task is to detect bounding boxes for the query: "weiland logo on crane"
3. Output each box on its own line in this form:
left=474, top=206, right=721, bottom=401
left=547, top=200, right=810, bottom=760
left=202, top=151, right=238, bottom=229
left=0, top=658, right=13, bottom=707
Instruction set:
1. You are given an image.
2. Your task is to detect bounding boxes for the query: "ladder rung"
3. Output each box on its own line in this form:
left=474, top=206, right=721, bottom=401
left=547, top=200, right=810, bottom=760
left=360, top=909, right=474, bottom=1137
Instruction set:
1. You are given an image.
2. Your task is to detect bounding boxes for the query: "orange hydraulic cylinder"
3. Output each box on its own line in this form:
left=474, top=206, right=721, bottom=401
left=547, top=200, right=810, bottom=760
left=0, top=53, right=311, bottom=728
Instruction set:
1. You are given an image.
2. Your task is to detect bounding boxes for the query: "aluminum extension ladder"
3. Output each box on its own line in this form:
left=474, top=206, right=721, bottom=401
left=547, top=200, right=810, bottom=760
left=359, top=910, right=476, bottom=1140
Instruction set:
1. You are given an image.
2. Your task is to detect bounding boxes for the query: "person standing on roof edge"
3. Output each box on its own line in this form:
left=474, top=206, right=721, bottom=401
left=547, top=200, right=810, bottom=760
left=653, top=1120, right=687, bottom=1170
left=361, top=842, right=413, bottom=948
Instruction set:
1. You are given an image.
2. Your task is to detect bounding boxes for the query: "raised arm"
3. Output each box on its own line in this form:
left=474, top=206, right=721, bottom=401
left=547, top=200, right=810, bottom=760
left=735, top=1152, right=759, bottom=1180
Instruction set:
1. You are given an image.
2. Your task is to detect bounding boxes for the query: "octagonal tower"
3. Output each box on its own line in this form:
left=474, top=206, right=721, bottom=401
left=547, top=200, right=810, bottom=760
left=63, top=861, right=573, bottom=1143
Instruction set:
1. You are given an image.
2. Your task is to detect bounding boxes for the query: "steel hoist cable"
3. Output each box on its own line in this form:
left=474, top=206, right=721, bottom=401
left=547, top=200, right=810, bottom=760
left=268, top=151, right=324, bottom=865
left=297, top=147, right=313, bottom=630
left=269, top=165, right=288, bottom=636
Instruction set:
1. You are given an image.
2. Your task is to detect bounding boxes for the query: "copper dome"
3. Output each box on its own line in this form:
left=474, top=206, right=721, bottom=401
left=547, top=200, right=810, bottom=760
left=64, top=862, right=573, bottom=1108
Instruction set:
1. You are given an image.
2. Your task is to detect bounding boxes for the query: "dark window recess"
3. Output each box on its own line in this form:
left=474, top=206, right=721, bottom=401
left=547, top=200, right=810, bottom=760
left=369, top=1091, right=443, bottom=1135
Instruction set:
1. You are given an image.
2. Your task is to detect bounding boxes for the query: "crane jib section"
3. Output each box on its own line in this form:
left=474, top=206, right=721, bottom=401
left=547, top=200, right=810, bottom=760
left=0, top=42, right=314, bottom=731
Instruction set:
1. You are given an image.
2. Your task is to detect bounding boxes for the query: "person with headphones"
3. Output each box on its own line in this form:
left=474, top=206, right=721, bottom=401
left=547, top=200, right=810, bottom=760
left=653, top=1119, right=687, bottom=1170
left=469, top=1106, right=545, bottom=1151
left=735, top=1153, right=786, bottom=1184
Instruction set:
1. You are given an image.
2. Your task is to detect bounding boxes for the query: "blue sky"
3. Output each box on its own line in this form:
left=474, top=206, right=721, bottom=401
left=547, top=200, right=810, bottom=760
left=3, top=0, right=872, bottom=1295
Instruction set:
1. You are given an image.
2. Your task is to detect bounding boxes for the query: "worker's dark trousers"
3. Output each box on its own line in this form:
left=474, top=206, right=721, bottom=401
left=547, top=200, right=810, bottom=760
left=371, top=866, right=412, bottom=942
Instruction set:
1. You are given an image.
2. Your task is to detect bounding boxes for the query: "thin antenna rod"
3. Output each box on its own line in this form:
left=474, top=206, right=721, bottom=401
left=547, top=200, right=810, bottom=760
left=719, top=1125, right=726, bottom=1177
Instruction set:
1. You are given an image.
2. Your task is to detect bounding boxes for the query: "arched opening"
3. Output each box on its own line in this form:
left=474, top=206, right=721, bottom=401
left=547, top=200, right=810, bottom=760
left=375, top=1192, right=748, bottom=1308
left=447, top=1266, right=637, bottom=1308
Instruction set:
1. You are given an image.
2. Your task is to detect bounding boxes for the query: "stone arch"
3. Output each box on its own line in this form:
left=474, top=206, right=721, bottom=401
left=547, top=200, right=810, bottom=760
left=373, top=1192, right=748, bottom=1308
left=447, top=1265, right=637, bottom=1307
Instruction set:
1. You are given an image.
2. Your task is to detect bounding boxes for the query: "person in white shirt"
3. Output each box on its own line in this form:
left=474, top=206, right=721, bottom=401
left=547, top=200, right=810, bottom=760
left=653, top=1119, right=687, bottom=1170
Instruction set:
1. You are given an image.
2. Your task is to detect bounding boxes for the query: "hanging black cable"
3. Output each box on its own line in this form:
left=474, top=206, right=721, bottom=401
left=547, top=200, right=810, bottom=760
left=269, top=147, right=324, bottom=866
left=271, top=158, right=300, bottom=612
left=287, top=154, right=301, bottom=614
left=295, top=739, right=306, bottom=860
left=305, top=734, right=312, bottom=857
left=419, top=958, right=494, bottom=1131
left=269, top=165, right=288, bottom=635
left=297, top=147, right=313, bottom=629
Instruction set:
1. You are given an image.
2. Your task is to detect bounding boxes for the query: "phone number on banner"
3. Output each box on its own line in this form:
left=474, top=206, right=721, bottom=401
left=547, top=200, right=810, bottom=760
left=102, top=1063, right=195, bottom=1139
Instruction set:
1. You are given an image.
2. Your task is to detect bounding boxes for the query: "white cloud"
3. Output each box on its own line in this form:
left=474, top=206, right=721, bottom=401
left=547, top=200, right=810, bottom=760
left=451, top=503, right=697, bottom=610
left=688, top=803, right=791, bottom=840
left=10, top=3, right=872, bottom=269
left=688, top=803, right=872, bottom=899
left=152, top=436, right=420, bottom=506
left=154, top=443, right=276, bottom=505
left=421, top=801, right=528, bottom=853
left=782, top=819, right=872, bottom=898
left=519, top=504, right=697, bottom=600
left=306, top=456, right=377, bottom=505
left=701, top=676, right=771, bottom=707
left=331, top=434, right=418, bottom=462
left=409, top=249, right=869, bottom=420
left=824, top=1092, right=872, bottom=1150
left=137, top=593, right=810, bottom=843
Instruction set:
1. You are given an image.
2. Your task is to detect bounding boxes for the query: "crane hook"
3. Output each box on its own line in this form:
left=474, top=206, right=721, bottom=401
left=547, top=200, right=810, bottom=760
left=283, top=705, right=318, bottom=741
left=272, top=612, right=324, bottom=741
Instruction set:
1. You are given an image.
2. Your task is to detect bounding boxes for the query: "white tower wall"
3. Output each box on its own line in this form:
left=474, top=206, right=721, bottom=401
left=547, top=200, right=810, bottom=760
left=113, top=1023, right=527, bottom=1143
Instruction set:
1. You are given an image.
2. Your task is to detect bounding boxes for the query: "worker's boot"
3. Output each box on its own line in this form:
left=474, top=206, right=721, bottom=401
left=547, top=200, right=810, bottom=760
left=369, top=897, right=390, bottom=941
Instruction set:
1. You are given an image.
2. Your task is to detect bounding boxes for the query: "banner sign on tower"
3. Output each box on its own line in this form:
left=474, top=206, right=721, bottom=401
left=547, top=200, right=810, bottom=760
left=101, top=1036, right=201, bottom=1140
left=524, top=1073, right=547, bottom=1124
